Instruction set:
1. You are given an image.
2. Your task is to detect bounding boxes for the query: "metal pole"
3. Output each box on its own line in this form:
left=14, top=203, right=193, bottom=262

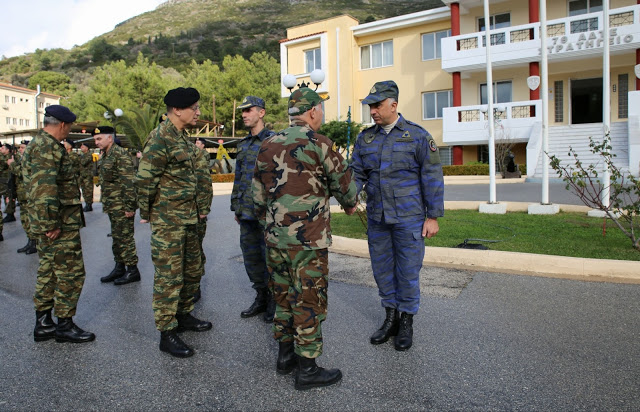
left=540, top=0, right=550, bottom=204
left=483, top=0, right=497, bottom=204
left=602, top=0, right=611, bottom=208
left=346, top=106, right=351, bottom=159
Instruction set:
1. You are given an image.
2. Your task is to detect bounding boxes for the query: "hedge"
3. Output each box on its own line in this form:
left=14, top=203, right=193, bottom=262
left=442, top=164, right=527, bottom=176
left=211, top=173, right=235, bottom=183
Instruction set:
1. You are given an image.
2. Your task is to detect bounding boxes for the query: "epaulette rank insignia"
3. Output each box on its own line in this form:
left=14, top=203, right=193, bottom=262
left=396, top=131, right=412, bottom=142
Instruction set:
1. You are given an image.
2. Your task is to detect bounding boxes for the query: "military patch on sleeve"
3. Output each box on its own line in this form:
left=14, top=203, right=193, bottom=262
left=396, top=131, right=412, bottom=142
left=428, top=138, right=441, bottom=164
left=429, top=138, right=438, bottom=152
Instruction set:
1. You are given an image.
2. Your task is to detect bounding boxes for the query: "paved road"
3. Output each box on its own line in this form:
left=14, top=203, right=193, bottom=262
left=444, top=182, right=584, bottom=205
left=0, top=195, right=638, bottom=410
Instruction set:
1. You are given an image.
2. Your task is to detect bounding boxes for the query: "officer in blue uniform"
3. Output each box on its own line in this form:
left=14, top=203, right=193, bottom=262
left=230, top=96, right=276, bottom=322
left=351, top=81, right=444, bottom=351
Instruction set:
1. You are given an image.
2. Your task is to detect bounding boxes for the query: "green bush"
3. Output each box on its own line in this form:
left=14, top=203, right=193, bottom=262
left=442, top=164, right=527, bottom=176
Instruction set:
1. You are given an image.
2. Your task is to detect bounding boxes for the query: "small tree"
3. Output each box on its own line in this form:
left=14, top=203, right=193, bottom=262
left=548, top=134, right=640, bottom=252
left=318, top=120, right=363, bottom=155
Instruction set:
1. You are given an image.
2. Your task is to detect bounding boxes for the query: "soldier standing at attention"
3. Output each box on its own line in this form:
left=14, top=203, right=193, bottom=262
left=351, top=81, right=444, bottom=351
left=8, top=140, right=37, bottom=254
left=63, top=140, right=81, bottom=180
left=93, top=126, right=140, bottom=285
left=252, top=88, right=357, bottom=390
left=79, top=142, right=95, bottom=212
left=193, top=137, right=213, bottom=303
left=231, top=96, right=276, bottom=322
left=22, top=105, right=95, bottom=343
left=137, top=87, right=212, bottom=358
left=0, top=143, right=17, bottom=223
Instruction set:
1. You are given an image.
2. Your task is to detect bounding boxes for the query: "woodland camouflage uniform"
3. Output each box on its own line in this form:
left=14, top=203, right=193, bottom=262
left=79, top=150, right=95, bottom=205
left=252, top=119, right=357, bottom=359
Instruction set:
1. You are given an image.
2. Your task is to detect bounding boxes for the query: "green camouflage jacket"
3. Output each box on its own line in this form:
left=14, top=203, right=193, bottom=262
left=79, top=151, right=94, bottom=178
left=99, top=143, right=137, bottom=213
left=195, top=146, right=213, bottom=216
left=8, top=152, right=25, bottom=196
left=136, top=118, right=201, bottom=225
left=251, top=122, right=357, bottom=250
left=0, top=153, right=9, bottom=179
left=22, top=129, right=84, bottom=233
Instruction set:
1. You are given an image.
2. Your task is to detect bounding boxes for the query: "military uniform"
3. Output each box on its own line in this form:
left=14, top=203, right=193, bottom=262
left=252, top=119, right=357, bottom=360
left=0, top=153, right=7, bottom=238
left=137, top=118, right=206, bottom=332
left=22, top=129, right=91, bottom=332
left=79, top=150, right=95, bottom=208
left=231, top=128, right=274, bottom=291
left=9, top=149, right=36, bottom=252
left=0, top=151, right=16, bottom=220
left=99, top=142, right=138, bottom=267
left=195, top=144, right=213, bottom=276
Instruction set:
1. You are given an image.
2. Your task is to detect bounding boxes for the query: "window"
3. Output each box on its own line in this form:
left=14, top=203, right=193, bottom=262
left=39, top=102, right=43, bottom=108
left=554, top=80, right=564, bottom=122
left=13, top=118, right=17, bottom=125
left=480, top=81, right=512, bottom=104
left=25, top=119, right=30, bottom=127
left=479, top=13, right=510, bottom=46
left=439, top=146, right=453, bottom=166
left=11, top=96, right=16, bottom=104
left=362, top=103, right=373, bottom=124
left=361, top=40, right=393, bottom=69
left=618, top=74, right=628, bottom=119
left=5, top=117, right=10, bottom=125
left=304, top=48, right=321, bottom=73
left=422, top=30, right=451, bottom=60
left=423, top=90, right=453, bottom=120
left=4, top=96, right=8, bottom=103
left=569, top=0, right=603, bottom=16
left=46, top=103, right=51, bottom=107
left=19, top=119, right=24, bottom=126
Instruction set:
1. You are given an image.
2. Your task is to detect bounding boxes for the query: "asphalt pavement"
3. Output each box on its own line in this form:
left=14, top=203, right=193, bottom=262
left=0, top=193, right=638, bottom=411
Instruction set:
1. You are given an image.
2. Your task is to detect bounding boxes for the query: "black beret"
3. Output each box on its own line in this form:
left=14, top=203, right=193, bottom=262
left=44, top=105, right=77, bottom=123
left=64, top=139, right=75, bottom=148
left=164, top=87, right=200, bottom=109
left=2, top=143, right=12, bottom=151
left=195, top=138, right=206, bottom=144
left=21, top=140, right=30, bottom=145
left=92, top=125, right=115, bottom=136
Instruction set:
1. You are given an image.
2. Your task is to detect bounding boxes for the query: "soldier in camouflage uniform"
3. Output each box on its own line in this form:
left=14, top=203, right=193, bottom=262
left=137, top=87, right=212, bottom=358
left=8, top=140, right=37, bottom=253
left=193, top=137, right=213, bottom=303
left=79, top=142, right=95, bottom=212
left=252, top=87, right=357, bottom=390
left=93, top=126, right=141, bottom=286
left=1, top=143, right=17, bottom=224
left=63, top=140, right=81, bottom=180
left=22, top=105, right=95, bottom=344
left=231, top=96, right=276, bottom=322
left=351, top=81, right=444, bottom=351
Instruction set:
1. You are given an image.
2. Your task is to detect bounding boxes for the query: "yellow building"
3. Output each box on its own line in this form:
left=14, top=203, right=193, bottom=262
left=0, top=83, right=60, bottom=141
left=280, top=1, right=640, bottom=177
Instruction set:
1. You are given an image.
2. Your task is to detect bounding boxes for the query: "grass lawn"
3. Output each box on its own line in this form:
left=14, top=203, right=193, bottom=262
left=331, top=210, right=640, bottom=262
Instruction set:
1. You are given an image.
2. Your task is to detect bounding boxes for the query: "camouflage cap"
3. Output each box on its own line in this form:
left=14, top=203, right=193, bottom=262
left=362, top=80, right=399, bottom=105
left=237, top=96, right=265, bottom=110
left=288, top=87, right=329, bottom=115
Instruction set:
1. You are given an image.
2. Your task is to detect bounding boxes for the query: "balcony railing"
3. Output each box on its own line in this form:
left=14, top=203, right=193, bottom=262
left=442, top=100, right=541, bottom=146
left=441, top=4, right=640, bottom=72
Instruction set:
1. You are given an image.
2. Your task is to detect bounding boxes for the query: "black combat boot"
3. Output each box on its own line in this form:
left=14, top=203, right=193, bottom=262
left=276, top=341, right=297, bottom=375
left=0, top=233, right=3, bottom=241
left=55, top=318, right=95, bottom=343
left=114, top=265, right=141, bottom=285
left=34, top=309, right=57, bottom=342
left=240, top=287, right=268, bottom=318
left=2, top=213, right=16, bottom=223
left=83, top=204, right=92, bottom=212
left=160, top=329, right=194, bottom=358
left=394, top=312, right=414, bottom=351
left=17, top=238, right=32, bottom=253
left=101, top=262, right=126, bottom=283
left=263, top=291, right=275, bottom=323
left=370, top=307, right=399, bottom=345
left=294, top=357, right=342, bottom=391
left=24, top=239, right=37, bottom=255
left=176, top=312, right=212, bottom=332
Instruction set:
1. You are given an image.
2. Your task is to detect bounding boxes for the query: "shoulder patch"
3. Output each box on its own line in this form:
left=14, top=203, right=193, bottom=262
left=429, top=138, right=438, bottom=152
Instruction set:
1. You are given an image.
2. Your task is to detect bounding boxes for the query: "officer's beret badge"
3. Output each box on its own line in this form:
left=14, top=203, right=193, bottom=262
left=94, top=128, right=100, bottom=134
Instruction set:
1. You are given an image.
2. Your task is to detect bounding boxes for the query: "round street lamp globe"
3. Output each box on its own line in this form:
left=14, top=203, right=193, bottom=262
left=283, top=74, right=297, bottom=89
left=103, top=111, right=112, bottom=120
left=310, top=69, right=325, bottom=85
left=114, top=108, right=124, bottom=117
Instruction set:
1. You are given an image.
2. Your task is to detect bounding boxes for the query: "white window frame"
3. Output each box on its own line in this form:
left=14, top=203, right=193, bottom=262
left=422, top=90, right=453, bottom=120
left=422, top=30, right=451, bottom=61
left=360, top=40, right=393, bottom=70
left=361, top=102, right=373, bottom=125
left=11, top=96, right=16, bottom=104
left=568, top=0, right=603, bottom=16
left=480, top=81, right=513, bottom=104
left=304, top=48, right=321, bottom=74
left=25, top=119, right=30, bottom=127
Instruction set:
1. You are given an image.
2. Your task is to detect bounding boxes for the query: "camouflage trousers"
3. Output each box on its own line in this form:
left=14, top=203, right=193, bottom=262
left=239, top=219, right=269, bottom=290
left=367, top=216, right=425, bottom=315
left=268, top=247, right=329, bottom=359
left=81, top=174, right=94, bottom=204
left=108, top=212, right=138, bottom=266
left=151, top=223, right=203, bottom=331
left=196, top=217, right=207, bottom=270
left=33, top=229, right=86, bottom=318
left=17, top=190, right=31, bottom=237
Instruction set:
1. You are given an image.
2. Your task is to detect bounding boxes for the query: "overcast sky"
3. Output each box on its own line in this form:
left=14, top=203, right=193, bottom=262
left=1, top=0, right=166, bottom=59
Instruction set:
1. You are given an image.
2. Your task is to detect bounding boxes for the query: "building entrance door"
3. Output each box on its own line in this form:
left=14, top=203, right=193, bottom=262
left=570, top=77, right=603, bottom=124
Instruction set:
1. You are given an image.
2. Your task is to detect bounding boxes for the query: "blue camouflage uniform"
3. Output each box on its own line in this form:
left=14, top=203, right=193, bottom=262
left=231, top=127, right=275, bottom=290
left=351, top=113, right=444, bottom=315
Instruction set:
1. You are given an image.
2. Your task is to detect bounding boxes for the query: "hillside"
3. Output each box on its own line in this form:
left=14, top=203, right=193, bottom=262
left=0, top=0, right=444, bottom=86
